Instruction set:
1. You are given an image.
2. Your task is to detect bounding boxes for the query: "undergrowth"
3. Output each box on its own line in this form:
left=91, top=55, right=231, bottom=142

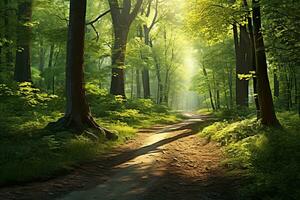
left=199, top=112, right=300, bottom=200
left=0, top=82, right=180, bottom=185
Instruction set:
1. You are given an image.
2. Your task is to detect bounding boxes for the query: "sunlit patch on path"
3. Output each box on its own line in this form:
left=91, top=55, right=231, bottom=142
left=57, top=114, right=240, bottom=200
left=0, top=114, right=242, bottom=200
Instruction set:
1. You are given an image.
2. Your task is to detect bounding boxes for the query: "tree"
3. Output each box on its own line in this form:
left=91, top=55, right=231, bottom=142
left=14, top=0, right=32, bottom=82
left=48, top=0, right=115, bottom=139
left=141, top=0, right=158, bottom=99
left=108, top=0, right=143, bottom=97
left=252, top=0, right=280, bottom=126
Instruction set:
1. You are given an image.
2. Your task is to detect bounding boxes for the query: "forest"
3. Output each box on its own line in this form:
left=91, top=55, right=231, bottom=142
left=0, top=0, right=299, bottom=199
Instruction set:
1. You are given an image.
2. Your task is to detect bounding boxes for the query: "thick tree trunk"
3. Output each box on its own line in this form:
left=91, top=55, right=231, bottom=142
left=14, top=0, right=32, bottom=82
left=108, top=0, right=143, bottom=97
left=236, top=25, right=250, bottom=107
left=110, top=27, right=128, bottom=97
left=48, top=0, right=115, bottom=139
left=0, top=0, right=3, bottom=71
left=233, top=24, right=242, bottom=106
left=252, top=0, right=280, bottom=126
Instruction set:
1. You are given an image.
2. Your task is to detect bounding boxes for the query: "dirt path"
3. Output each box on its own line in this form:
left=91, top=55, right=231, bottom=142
left=0, top=114, right=242, bottom=200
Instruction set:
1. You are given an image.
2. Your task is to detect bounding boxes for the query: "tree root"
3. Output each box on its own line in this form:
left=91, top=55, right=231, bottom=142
left=46, top=114, right=118, bottom=141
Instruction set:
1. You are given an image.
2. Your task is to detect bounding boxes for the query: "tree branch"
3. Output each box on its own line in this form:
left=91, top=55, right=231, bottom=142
left=86, top=9, right=111, bottom=25
left=129, top=0, right=143, bottom=23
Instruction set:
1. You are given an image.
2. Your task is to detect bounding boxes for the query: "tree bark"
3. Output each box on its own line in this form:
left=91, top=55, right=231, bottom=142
left=153, top=50, right=163, bottom=104
left=39, top=39, right=46, bottom=73
left=48, top=0, right=116, bottom=139
left=228, top=63, right=234, bottom=108
left=47, top=44, right=55, bottom=91
left=236, top=25, right=250, bottom=107
left=252, top=0, right=280, bottom=126
left=14, top=0, right=32, bottom=82
left=110, top=26, right=128, bottom=96
left=142, top=68, right=150, bottom=98
left=4, top=0, right=14, bottom=73
left=243, top=0, right=261, bottom=117
left=274, top=69, right=280, bottom=98
left=108, top=0, right=143, bottom=97
left=136, top=69, right=141, bottom=98
left=202, top=64, right=215, bottom=110
left=140, top=0, right=158, bottom=99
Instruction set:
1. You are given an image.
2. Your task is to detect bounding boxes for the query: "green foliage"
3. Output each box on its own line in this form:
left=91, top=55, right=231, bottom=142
left=0, top=82, right=180, bottom=185
left=85, top=82, right=173, bottom=125
left=0, top=123, right=136, bottom=185
left=199, top=113, right=300, bottom=199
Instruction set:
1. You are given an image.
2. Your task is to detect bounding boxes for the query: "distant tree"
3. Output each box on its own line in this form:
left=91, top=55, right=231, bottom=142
left=14, top=0, right=32, bottom=82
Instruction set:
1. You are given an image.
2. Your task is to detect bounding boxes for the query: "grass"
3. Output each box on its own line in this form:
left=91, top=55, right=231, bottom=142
left=0, top=83, right=181, bottom=186
left=199, top=112, right=300, bottom=200
left=0, top=111, right=180, bottom=186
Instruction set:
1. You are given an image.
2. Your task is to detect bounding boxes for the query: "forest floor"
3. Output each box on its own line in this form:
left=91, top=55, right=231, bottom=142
left=0, top=113, right=245, bottom=200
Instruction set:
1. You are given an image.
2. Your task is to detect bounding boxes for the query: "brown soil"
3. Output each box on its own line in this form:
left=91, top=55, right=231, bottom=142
left=0, top=114, right=244, bottom=200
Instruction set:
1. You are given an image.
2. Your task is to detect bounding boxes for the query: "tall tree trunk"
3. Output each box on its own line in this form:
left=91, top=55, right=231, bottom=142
left=0, top=0, right=3, bottom=74
left=153, top=51, right=163, bottom=104
left=243, top=0, right=261, bottom=117
left=140, top=0, right=158, bottom=99
left=110, top=27, right=128, bottom=97
left=142, top=26, right=151, bottom=99
left=108, top=0, right=143, bottom=97
left=14, top=0, right=32, bottom=82
left=284, top=67, right=292, bottom=110
left=47, top=44, right=55, bottom=91
left=274, top=68, right=280, bottom=98
left=4, top=0, right=14, bottom=75
left=252, top=0, right=280, bottom=126
left=233, top=24, right=241, bottom=106
left=130, top=68, right=134, bottom=99
left=228, top=63, right=234, bottom=108
left=39, top=39, right=46, bottom=73
left=202, top=64, right=215, bottom=110
left=48, top=0, right=115, bottom=139
left=142, top=68, right=150, bottom=98
left=136, top=69, right=141, bottom=98
left=236, top=25, right=250, bottom=107
left=163, top=69, right=170, bottom=104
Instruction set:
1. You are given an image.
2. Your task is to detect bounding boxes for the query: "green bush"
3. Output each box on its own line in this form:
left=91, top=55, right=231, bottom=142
left=0, top=82, right=180, bottom=186
left=199, top=113, right=300, bottom=200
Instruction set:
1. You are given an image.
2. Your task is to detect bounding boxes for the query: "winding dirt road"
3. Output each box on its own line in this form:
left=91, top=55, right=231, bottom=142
left=0, top=114, right=242, bottom=200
